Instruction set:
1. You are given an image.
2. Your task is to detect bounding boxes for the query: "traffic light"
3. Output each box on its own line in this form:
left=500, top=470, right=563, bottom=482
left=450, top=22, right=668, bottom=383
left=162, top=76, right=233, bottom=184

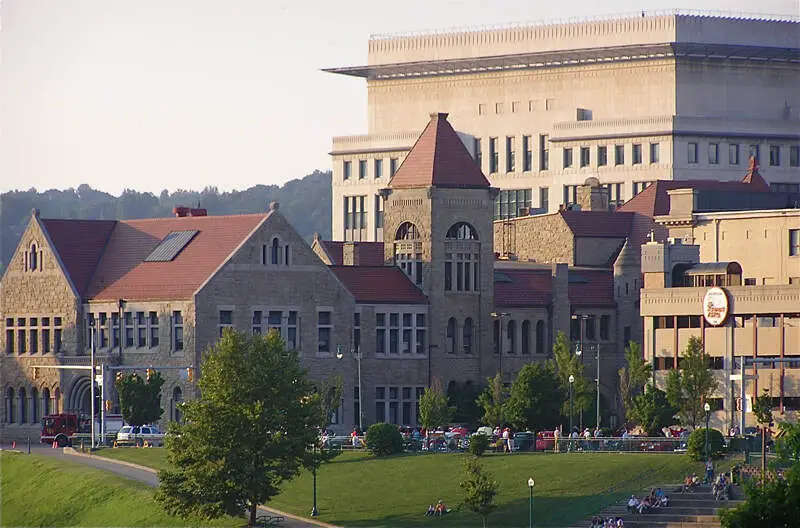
left=187, top=367, right=194, bottom=382
left=105, top=399, right=112, bottom=412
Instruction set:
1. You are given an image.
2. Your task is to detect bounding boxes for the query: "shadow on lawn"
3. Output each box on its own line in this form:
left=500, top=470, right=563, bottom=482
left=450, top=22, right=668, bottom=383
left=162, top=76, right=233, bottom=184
left=329, top=492, right=628, bottom=528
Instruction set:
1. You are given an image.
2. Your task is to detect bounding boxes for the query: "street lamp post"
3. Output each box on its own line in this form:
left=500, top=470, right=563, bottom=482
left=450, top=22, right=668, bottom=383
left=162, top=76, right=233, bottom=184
left=311, top=444, right=318, bottom=517
left=491, top=312, right=510, bottom=380
left=568, top=375, right=575, bottom=436
left=336, top=345, right=363, bottom=432
left=595, top=344, right=600, bottom=430
left=528, top=477, right=535, bottom=528
left=89, top=318, right=96, bottom=449
left=704, top=402, right=711, bottom=464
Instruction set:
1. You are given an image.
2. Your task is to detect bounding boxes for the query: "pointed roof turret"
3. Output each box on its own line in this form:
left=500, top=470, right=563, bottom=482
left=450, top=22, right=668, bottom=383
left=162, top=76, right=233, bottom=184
left=741, top=156, right=770, bottom=191
left=388, top=113, right=491, bottom=189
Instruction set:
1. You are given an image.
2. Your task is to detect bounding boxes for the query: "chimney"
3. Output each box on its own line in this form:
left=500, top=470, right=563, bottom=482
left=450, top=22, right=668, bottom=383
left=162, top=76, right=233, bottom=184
left=576, top=177, right=609, bottom=212
left=342, top=242, right=360, bottom=266
left=173, top=206, right=189, bottom=217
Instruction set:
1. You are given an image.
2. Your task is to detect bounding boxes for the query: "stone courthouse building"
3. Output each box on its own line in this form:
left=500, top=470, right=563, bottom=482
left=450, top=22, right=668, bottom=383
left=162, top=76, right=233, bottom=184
left=1, top=113, right=639, bottom=439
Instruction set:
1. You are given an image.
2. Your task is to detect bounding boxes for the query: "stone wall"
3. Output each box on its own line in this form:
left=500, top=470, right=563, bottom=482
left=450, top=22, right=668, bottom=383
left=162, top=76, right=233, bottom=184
left=493, top=213, right=574, bottom=265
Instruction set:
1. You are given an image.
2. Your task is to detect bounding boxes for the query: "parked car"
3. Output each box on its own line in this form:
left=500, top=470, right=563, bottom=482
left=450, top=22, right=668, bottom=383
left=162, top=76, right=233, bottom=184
left=116, top=425, right=165, bottom=446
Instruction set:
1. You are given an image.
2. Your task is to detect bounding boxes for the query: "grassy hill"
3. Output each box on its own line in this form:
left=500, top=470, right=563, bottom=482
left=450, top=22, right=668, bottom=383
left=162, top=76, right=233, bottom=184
left=95, top=448, right=717, bottom=527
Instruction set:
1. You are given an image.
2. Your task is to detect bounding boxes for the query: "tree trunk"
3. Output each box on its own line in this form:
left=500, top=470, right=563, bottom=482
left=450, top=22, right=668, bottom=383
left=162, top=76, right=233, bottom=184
left=249, top=502, right=257, bottom=527
left=482, top=516, right=487, bottom=528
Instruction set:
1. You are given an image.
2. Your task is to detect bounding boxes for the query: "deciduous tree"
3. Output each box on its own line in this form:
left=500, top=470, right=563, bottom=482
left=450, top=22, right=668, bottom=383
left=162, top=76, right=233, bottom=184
left=664, top=336, right=717, bottom=428
left=551, top=331, right=591, bottom=418
left=618, top=341, right=652, bottom=417
left=477, top=373, right=506, bottom=427
left=460, top=456, right=498, bottom=528
left=628, top=384, right=676, bottom=436
left=115, top=370, right=165, bottom=426
left=419, top=377, right=455, bottom=432
left=155, top=330, right=323, bottom=527
left=503, top=362, right=563, bottom=432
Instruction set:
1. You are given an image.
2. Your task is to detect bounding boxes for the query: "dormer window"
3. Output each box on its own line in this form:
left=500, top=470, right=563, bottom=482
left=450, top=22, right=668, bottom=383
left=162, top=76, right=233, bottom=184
left=263, top=237, right=290, bottom=266
left=24, top=242, right=42, bottom=272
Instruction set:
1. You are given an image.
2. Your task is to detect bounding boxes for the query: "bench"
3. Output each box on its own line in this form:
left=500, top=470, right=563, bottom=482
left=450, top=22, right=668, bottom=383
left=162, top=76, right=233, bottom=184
left=255, top=514, right=284, bottom=527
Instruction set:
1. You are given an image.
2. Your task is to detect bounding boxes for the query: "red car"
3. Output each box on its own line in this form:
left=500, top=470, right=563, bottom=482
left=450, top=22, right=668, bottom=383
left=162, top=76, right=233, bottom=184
left=535, top=431, right=555, bottom=451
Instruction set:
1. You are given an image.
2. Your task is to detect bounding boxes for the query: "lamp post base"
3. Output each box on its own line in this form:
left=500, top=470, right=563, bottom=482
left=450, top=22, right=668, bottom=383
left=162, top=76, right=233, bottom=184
left=311, top=508, right=318, bottom=517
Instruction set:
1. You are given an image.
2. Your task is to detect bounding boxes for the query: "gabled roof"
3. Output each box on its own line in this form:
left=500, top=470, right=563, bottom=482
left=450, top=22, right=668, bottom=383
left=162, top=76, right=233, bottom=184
left=40, top=219, right=117, bottom=297
left=317, top=241, right=385, bottom=266
left=617, top=173, right=772, bottom=218
left=559, top=211, right=634, bottom=238
left=388, top=113, right=490, bottom=189
left=740, top=157, right=770, bottom=191
left=86, top=213, right=268, bottom=301
left=494, top=268, right=552, bottom=307
left=329, top=266, right=427, bottom=304
left=568, top=269, right=615, bottom=307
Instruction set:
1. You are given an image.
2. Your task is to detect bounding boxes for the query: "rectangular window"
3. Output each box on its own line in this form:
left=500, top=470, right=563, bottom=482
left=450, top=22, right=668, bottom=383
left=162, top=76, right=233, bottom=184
left=495, top=102, right=503, bottom=114
left=376, top=313, right=386, bottom=355
left=444, top=261, right=452, bottom=291
left=506, top=136, right=515, bottom=172
left=633, top=181, right=652, bottom=196
left=252, top=310, right=263, bottom=335
left=605, top=183, right=623, bottom=209
left=18, top=329, right=25, bottom=353
left=688, top=143, right=698, bottom=164
left=790, top=229, right=800, bottom=256
left=375, top=387, right=386, bottom=423
left=415, top=313, right=426, bottom=354
left=600, top=315, right=610, bottom=340
left=172, top=311, right=183, bottom=351
left=522, top=135, right=532, bottom=172
left=344, top=196, right=353, bottom=231
left=99, top=313, right=108, bottom=348
left=353, top=312, right=361, bottom=353
left=749, top=144, right=760, bottom=162
left=563, top=148, right=573, bottom=168
left=539, top=187, right=549, bottom=212
left=649, top=143, right=659, bottom=164
left=358, top=160, right=367, bottom=179
left=287, top=311, right=298, bottom=350
left=708, top=143, right=719, bottom=165
left=402, top=313, right=412, bottom=354
left=268, top=310, right=282, bottom=334
left=374, top=158, right=383, bottom=178
left=597, top=146, right=607, bottom=167
left=632, top=144, right=642, bottom=165
left=493, top=189, right=533, bottom=220
left=614, top=144, right=624, bottom=165
left=478, top=103, right=485, bottom=115
left=30, top=329, right=38, bottom=353
left=729, top=144, right=740, bottom=165
left=42, top=325, right=51, bottom=354
left=317, top=311, right=331, bottom=354
left=53, top=317, right=62, bottom=354
left=511, top=101, right=519, bottom=113
left=136, top=312, right=146, bottom=347
left=539, top=135, right=549, bottom=170
left=217, top=310, right=231, bottom=338
left=389, top=313, right=399, bottom=355
left=563, top=185, right=578, bottom=206
left=790, top=146, right=799, bottom=167
left=389, top=157, right=399, bottom=176
left=144, top=312, right=159, bottom=347
left=111, top=313, right=120, bottom=349
left=474, top=138, right=482, bottom=168
left=374, top=195, right=384, bottom=229
left=770, top=145, right=781, bottom=166
left=342, top=160, right=351, bottom=180
left=120, top=312, right=132, bottom=348
left=489, top=137, right=498, bottom=173
left=580, top=147, right=590, bottom=167
left=358, top=195, right=366, bottom=229
left=5, top=328, right=13, bottom=355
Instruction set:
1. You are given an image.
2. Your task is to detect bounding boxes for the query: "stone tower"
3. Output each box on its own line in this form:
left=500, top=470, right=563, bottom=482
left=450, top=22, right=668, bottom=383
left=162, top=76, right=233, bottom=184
left=381, top=113, right=498, bottom=384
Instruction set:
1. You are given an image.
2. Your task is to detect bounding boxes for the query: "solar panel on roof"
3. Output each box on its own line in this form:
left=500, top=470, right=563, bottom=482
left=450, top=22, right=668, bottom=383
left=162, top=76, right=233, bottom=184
left=144, top=230, right=199, bottom=262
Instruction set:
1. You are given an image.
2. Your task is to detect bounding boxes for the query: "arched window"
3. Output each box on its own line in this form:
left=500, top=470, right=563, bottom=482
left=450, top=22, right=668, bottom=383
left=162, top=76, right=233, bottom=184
left=18, top=387, right=26, bottom=424
left=536, top=320, right=546, bottom=355
left=521, top=320, right=531, bottom=355
left=446, top=222, right=478, bottom=240
left=31, top=388, right=39, bottom=423
left=507, top=320, right=517, bottom=354
left=54, top=387, right=60, bottom=413
left=173, top=386, right=183, bottom=423
left=446, top=318, right=456, bottom=354
left=30, top=244, right=38, bottom=271
left=5, top=388, right=13, bottom=423
left=394, top=222, right=422, bottom=285
left=42, top=388, right=51, bottom=416
left=463, top=318, right=473, bottom=354
left=395, top=222, right=420, bottom=240
left=271, top=237, right=281, bottom=265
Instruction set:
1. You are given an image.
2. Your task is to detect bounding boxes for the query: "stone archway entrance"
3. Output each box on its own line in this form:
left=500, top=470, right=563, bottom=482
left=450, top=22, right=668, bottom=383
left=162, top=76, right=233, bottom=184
left=67, top=376, right=97, bottom=417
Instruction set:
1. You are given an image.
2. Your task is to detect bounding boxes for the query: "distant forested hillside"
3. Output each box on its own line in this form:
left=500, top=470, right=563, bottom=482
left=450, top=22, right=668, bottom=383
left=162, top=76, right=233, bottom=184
left=0, top=170, right=332, bottom=273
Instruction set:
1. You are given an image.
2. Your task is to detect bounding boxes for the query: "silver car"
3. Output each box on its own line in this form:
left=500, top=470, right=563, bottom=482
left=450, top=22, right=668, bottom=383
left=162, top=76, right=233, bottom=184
left=116, top=425, right=165, bottom=446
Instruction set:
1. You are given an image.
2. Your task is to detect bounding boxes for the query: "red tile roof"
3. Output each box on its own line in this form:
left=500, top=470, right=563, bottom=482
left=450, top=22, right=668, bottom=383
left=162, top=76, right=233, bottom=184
left=41, top=219, right=117, bottom=297
left=568, top=269, right=615, bottom=307
left=740, top=157, right=770, bottom=191
left=617, top=174, right=772, bottom=218
left=494, top=268, right=553, bottom=307
left=559, top=211, right=634, bottom=238
left=329, top=266, right=427, bottom=304
left=388, top=113, right=490, bottom=189
left=318, top=241, right=386, bottom=266
left=86, top=214, right=267, bottom=301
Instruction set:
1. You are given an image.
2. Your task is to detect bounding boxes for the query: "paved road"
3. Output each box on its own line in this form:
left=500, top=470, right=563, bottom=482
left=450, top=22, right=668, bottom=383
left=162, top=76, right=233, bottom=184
left=28, top=445, right=336, bottom=528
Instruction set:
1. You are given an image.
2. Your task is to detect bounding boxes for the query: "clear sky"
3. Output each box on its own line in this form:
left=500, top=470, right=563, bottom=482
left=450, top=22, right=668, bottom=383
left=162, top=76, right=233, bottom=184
left=1, top=0, right=797, bottom=195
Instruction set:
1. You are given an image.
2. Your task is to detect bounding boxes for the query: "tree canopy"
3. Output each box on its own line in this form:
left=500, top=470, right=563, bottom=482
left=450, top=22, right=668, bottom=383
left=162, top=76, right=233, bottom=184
left=477, top=373, right=507, bottom=427
left=503, top=362, right=564, bottom=432
left=618, top=341, right=652, bottom=418
left=115, top=370, right=165, bottom=427
left=664, top=337, right=717, bottom=428
left=551, top=331, right=592, bottom=418
left=155, top=330, right=324, bottom=527
left=627, top=384, right=676, bottom=436
left=460, top=456, right=498, bottom=528
left=419, top=378, right=455, bottom=432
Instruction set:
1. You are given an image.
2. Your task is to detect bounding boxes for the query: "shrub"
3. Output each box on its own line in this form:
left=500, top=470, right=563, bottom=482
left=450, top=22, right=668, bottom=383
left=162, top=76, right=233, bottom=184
left=687, top=428, right=725, bottom=461
left=469, top=433, right=490, bottom=456
left=365, top=423, right=404, bottom=457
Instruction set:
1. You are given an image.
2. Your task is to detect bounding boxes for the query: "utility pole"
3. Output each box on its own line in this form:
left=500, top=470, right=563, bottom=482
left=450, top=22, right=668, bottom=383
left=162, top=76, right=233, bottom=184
left=90, top=319, right=96, bottom=449
left=596, top=344, right=601, bottom=430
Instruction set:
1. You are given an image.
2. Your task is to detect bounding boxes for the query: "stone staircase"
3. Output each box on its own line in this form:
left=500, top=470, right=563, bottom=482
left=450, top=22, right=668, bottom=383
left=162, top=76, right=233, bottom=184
left=568, top=484, right=744, bottom=528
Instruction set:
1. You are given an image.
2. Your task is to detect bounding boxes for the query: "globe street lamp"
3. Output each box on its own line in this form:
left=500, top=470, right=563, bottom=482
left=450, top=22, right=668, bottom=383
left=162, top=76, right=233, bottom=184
left=311, top=443, right=319, bottom=517
left=568, top=375, right=575, bottom=438
left=528, top=477, right=535, bottom=528
left=704, top=402, right=711, bottom=464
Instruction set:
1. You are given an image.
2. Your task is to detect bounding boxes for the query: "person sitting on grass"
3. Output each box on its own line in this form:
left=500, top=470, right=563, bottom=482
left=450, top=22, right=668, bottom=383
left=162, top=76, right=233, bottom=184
left=425, top=504, right=435, bottom=517
left=434, top=500, right=450, bottom=516
left=626, top=495, right=639, bottom=514
left=637, top=495, right=653, bottom=514
left=655, top=487, right=669, bottom=507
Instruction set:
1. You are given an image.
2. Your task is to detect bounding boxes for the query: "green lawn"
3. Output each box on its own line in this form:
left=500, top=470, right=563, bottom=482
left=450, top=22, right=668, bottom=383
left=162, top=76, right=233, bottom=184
left=0, top=451, right=239, bottom=527
left=95, top=448, right=720, bottom=527
left=93, top=446, right=172, bottom=472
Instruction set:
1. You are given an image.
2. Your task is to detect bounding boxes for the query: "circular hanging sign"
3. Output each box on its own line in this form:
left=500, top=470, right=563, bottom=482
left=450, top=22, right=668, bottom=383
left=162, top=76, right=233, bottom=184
left=702, top=287, right=729, bottom=326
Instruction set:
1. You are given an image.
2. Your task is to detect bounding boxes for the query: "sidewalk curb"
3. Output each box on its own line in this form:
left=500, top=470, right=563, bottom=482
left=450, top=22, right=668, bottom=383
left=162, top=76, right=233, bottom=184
left=63, top=448, right=342, bottom=528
